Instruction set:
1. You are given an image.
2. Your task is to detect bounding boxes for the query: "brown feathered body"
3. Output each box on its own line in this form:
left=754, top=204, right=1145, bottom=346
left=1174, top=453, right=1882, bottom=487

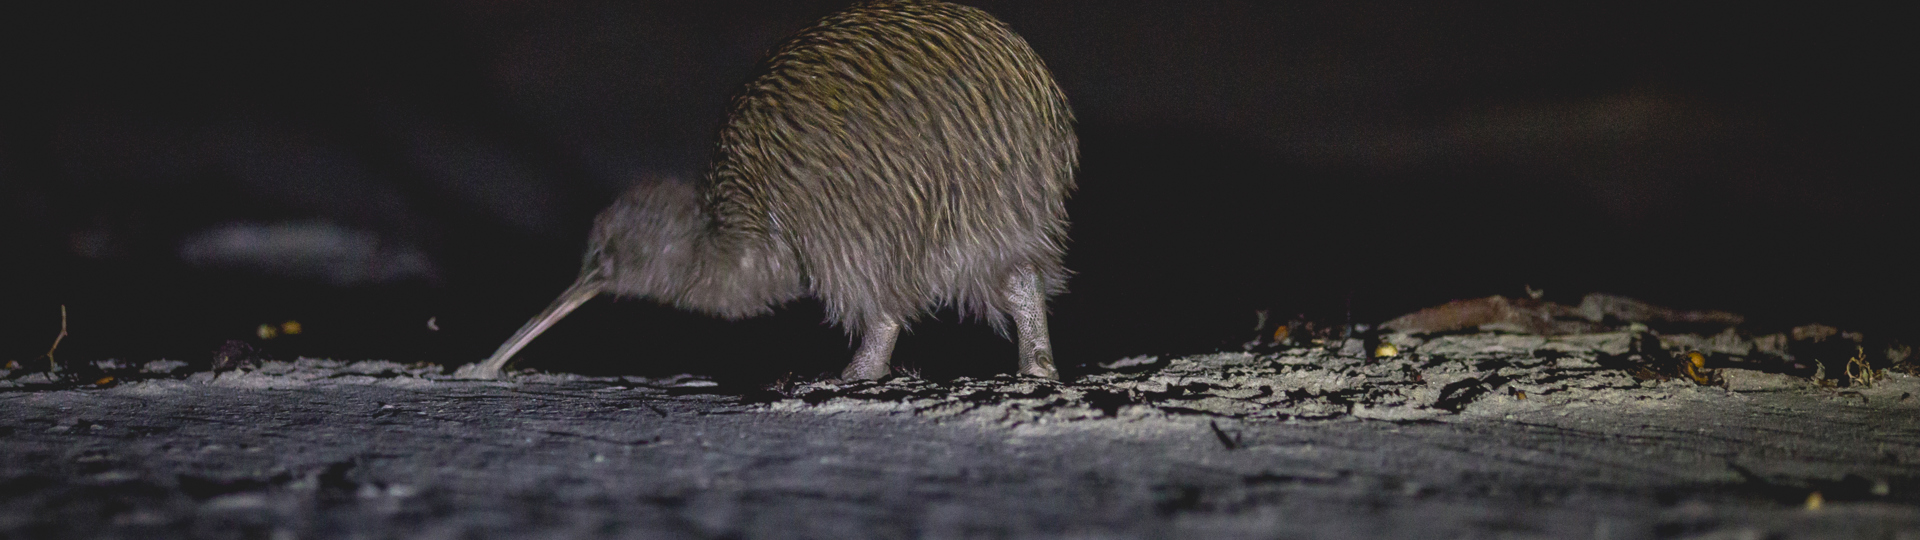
left=460, top=0, right=1076, bottom=380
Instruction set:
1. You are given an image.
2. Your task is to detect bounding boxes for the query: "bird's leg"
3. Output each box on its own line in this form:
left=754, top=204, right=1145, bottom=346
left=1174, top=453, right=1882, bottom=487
left=839, top=317, right=899, bottom=381
left=1005, top=265, right=1059, bottom=379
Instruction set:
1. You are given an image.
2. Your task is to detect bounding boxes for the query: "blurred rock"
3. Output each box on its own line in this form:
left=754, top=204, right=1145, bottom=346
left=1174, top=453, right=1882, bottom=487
left=179, top=221, right=438, bottom=286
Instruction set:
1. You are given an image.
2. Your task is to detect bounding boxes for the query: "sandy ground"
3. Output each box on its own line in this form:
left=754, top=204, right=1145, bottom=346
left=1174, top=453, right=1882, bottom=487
left=4, top=331, right=1919, bottom=539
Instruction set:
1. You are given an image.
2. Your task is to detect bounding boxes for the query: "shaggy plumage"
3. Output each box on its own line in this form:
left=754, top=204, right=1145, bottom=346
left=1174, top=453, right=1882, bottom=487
left=457, top=0, right=1077, bottom=381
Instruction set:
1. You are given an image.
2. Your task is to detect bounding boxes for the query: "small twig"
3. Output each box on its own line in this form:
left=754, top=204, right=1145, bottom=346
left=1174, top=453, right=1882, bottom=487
left=43, top=305, right=69, bottom=372
left=1846, top=346, right=1878, bottom=388
left=1209, top=420, right=1241, bottom=450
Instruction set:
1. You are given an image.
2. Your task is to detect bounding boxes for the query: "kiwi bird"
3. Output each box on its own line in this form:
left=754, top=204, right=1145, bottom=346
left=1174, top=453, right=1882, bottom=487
left=456, top=0, right=1076, bottom=381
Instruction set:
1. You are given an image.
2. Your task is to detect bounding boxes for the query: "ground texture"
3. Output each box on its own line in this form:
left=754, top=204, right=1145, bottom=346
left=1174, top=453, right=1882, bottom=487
left=3, top=330, right=1918, bottom=539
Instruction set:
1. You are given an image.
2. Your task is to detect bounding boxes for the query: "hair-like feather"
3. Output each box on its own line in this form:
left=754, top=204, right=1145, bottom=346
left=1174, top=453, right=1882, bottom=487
left=460, top=0, right=1076, bottom=380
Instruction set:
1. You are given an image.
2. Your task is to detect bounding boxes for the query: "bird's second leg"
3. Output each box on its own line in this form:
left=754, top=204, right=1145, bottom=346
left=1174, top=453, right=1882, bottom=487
left=1005, top=265, right=1059, bottom=379
left=840, top=317, right=899, bottom=381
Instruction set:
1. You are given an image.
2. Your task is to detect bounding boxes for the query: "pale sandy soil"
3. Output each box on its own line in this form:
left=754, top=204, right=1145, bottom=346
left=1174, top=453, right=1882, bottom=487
left=3, top=331, right=1918, bottom=539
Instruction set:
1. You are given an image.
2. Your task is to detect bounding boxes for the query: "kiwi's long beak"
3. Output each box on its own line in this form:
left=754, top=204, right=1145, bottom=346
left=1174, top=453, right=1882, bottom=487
left=454, top=274, right=604, bottom=380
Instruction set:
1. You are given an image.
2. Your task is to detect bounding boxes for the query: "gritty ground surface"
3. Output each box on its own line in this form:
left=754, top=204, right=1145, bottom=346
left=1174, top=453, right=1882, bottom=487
left=4, top=331, right=1920, bottom=539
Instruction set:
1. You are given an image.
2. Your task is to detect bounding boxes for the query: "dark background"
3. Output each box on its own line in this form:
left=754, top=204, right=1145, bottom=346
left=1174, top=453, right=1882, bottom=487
left=1, top=1, right=1908, bottom=381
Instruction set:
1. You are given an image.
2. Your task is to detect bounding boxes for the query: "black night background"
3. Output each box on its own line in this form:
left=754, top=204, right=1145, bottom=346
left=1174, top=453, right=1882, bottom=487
left=1, top=0, right=1909, bottom=380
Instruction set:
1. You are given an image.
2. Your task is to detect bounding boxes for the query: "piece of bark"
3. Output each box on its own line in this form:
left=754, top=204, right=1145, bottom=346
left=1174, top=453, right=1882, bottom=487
left=1575, top=293, right=1743, bottom=327
left=1383, top=293, right=1743, bottom=336
left=1381, top=295, right=1600, bottom=335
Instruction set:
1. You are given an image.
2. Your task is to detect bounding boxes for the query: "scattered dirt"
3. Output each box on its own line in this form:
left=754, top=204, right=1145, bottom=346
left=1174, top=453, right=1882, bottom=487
left=5, top=322, right=1918, bottom=538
